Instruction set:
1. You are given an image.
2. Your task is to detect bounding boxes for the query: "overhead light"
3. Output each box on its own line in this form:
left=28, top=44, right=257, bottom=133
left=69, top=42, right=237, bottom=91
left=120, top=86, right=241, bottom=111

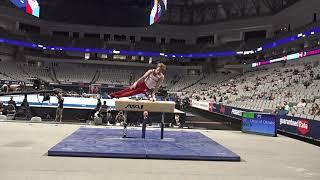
left=243, top=51, right=254, bottom=55
left=113, top=50, right=120, bottom=54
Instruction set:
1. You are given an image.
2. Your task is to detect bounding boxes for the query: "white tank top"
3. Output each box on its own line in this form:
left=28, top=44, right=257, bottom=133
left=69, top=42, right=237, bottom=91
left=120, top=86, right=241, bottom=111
left=144, top=70, right=162, bottom=89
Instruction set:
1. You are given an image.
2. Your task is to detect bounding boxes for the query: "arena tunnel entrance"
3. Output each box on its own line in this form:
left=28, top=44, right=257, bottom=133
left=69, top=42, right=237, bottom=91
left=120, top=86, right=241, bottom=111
left=184, top=108, right=241, bottom=131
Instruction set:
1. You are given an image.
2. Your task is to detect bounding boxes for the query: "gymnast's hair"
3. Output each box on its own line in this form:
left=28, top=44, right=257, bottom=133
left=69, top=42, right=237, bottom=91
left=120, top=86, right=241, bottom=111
left=157, top=63, right=166, bottom=71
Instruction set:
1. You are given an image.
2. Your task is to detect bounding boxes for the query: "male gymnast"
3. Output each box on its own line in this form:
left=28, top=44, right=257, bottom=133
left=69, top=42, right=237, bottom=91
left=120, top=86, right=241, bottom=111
left=109, top=63, right=166, bottom=100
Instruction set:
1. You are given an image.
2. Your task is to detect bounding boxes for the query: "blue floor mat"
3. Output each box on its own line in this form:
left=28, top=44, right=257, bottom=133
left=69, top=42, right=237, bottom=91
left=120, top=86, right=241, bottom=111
left=48, top=128, right=240, bottom=161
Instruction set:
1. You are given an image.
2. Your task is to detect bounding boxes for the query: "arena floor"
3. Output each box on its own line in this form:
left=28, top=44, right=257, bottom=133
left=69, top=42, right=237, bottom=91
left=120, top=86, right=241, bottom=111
left=0, top=121, right=319, bottom=180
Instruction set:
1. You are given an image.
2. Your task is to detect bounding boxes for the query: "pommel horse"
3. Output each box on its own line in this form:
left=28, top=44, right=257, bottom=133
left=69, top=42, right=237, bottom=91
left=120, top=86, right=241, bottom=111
left=114, top=98, right=175, bottom=139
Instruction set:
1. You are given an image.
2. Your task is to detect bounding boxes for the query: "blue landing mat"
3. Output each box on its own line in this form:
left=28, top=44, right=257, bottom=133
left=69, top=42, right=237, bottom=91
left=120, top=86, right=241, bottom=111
left=48, top=128, right=240, bottom=161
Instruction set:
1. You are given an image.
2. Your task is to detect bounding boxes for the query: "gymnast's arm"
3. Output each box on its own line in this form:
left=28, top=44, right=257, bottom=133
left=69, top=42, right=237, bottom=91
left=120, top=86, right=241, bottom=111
left=131, top=69, right=153, bottom=89
left=152, top=75, right=164, bottom=99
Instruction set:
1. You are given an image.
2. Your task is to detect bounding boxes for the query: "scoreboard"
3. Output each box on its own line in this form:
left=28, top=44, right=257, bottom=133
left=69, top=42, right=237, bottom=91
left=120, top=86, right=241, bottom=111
left=242, top=112, right=277, bottom=137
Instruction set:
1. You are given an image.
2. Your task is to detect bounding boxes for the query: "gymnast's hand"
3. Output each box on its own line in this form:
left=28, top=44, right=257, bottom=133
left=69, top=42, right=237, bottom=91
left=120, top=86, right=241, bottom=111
left=149, top=94, right=156, bottom=102
left=130, top=82, right=137, bottom=90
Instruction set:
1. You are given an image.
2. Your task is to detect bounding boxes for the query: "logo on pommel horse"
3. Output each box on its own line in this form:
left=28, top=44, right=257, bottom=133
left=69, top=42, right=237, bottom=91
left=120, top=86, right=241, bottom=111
left=125, top=104, right=144, bottom=110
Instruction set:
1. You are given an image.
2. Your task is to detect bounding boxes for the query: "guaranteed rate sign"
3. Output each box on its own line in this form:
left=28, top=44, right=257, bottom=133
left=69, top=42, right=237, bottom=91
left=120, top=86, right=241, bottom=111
left=242, top=112, right=277, bottom=137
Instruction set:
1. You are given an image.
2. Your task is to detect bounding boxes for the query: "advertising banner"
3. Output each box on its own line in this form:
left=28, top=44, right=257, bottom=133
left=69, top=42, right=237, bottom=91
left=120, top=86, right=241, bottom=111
left=277, top=116, right=320, bottom=141
left=191, top=99, right=210, bottom=111
left=191, top=99, right=320, bottom=141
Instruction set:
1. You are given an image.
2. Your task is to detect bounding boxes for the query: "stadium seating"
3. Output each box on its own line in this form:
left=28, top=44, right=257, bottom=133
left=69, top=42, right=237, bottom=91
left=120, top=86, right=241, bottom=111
left=0, top=62, right=32, bottom=83
left=54, top=64, right=97, bottom=83
left=0, top=60, right=193, bottom=91
left=185, top=56, right=320, bottom=118
left=19, top=64, right=53, bottom=83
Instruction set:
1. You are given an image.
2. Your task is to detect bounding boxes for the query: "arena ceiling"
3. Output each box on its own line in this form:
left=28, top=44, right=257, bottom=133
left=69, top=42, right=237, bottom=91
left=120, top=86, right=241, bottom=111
left=39, top=0, right=152, bottom=27
left=161, top=0, right=301, bottom=25
left=6, top=0, right=301, bottom=26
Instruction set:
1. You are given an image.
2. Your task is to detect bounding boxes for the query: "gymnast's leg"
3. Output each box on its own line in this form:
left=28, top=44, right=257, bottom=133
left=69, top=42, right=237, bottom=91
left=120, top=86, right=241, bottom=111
left=110, top=81, right=148, bottom=98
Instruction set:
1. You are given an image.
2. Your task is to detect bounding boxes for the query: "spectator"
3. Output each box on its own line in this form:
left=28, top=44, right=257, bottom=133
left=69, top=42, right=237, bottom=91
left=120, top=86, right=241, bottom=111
left=18, top=94, right=30, bottom=120
left=0, top=101, right=4, bottom=115
left=55, top=93, right=64, bottom=122
left=100, top=101, right=108, bottom=109
left=269, top=93, right=275, bottom=100
left=8, top=96, right=16, bottom=109
left=309, top=102, right=320, bottom=116
left=292, top=99, right=307, bottom=114
left=142, top=111, right=152, bottom=126
left=170, top=114, right=181, bottom=128
left=213, top=95, right=217, bottom=102
left=1, top=84, right=8, bottom=93
left=304, top=80, right=311, bottom=89
left=296, top=99, right=307, bottom=108
left=99, top=101, right=109, bottom=123
left=310, top=70, right=314, bottom=78
left=90, top=96, right=102, bottom=120
left=115, top=111, right=125, bottom=124
left=277, top=101, right=290, bottom=116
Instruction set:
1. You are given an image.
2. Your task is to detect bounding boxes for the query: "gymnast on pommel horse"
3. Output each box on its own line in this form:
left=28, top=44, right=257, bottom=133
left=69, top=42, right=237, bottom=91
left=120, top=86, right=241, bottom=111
left=108, top=63, right=166, bottom=101
left=110, top=63, right=168, bottom=138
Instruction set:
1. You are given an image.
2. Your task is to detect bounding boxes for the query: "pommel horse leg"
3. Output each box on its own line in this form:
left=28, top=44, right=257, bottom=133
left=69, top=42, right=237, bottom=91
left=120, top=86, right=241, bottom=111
left=160, top=112, right=164, bottom=139
left=123, top=111, right=128, bottom=138
left=141, top=119, right=146, bottom=139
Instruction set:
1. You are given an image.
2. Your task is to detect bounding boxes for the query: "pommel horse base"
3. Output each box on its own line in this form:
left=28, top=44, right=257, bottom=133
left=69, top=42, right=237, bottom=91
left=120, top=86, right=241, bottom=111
left=115, top=98, right=175, bottom=139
